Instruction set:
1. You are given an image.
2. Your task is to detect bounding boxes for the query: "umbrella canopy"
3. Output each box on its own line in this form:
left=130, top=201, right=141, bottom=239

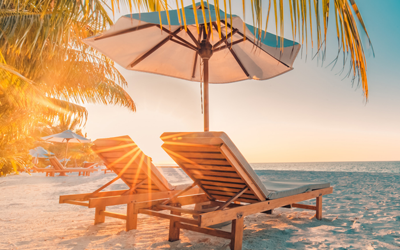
left=29, top=147, right=54, bottom=158
left=41, top=130, right=91, bottom=144
left=84, top=2, right=300, bottom=131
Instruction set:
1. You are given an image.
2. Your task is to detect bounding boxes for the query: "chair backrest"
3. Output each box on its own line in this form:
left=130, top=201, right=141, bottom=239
left=49, top=156, right=65, bottom=170
left=161, top=132, right=270, bottom=203
left=92, top=136, right=172, bottom=193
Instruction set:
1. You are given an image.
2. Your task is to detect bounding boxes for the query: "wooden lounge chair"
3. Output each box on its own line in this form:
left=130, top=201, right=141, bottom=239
left=48, top=156, right=97, bottom=176
left=59, top=135, right=200, bottom=231
left=32, top=163, right=94, bottom=177
left=132, top=132, right=333, bottom=250
left=32, top=165, right=57, bottom=176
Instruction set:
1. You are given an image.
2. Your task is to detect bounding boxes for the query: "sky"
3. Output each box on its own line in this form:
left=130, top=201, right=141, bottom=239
left=83, top=0, right=400, bottom=164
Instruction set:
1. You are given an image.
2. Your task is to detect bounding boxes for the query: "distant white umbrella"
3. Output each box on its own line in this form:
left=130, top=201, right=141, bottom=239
left=29, top=146, right=54, bottom=159
left=41, top=130, right=91, bottom=166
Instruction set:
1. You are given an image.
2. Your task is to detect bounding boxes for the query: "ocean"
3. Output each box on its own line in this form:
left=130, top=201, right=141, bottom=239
left=251, top=161, right=400, bottom=173
left=159, top=161, right=400, bottom=178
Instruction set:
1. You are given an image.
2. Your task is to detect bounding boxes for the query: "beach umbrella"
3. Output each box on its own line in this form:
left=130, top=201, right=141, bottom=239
left=41, top=130, right=91, bottom=165
left=84, top=2, right=300, bottom=131
left=29, top=146, right=55, bottom=159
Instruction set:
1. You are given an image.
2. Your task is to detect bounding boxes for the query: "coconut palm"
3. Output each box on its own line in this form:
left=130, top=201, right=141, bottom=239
left=0, top=0, right=135, bottom=175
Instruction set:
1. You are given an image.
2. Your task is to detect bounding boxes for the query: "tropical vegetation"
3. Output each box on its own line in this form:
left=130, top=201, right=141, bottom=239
left=0, top=0, right=135, bottom=175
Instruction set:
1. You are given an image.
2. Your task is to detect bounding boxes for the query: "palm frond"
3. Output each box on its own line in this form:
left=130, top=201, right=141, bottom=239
left=120, top=0, right=372, bottom=99
left=1, top=0, right=137, bottom=175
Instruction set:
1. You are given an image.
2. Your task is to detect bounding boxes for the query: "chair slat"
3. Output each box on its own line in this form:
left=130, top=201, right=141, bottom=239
left=182, top=159, right=230, bottom=166
left=182, top=164, right=234, bottom=171
left=192, top=175, right=244, bottom=183
left=177, top=152, right=226, bottom=159
left=187, top=169, right=240, bottom=178
left=163, top=145, right=220, bottom=153
left=199, top=181, right=247, bottom=189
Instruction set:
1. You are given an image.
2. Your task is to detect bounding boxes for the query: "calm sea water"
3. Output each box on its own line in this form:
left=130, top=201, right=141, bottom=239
left=159, top=161, right=400, bottom=177
left=251, top=161, right=400, bottom=173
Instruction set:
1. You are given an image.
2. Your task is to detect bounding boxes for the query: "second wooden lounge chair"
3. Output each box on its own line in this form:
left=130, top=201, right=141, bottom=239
left=133, top=132, right=333, bottom=250
left=48, top=156, right=97, bottom=176
left=59, top=135, right=199, bottom=231
left=31, top=165, right=60, bottom=176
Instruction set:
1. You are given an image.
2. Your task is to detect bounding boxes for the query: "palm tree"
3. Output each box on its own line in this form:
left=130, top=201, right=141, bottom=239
left=0, top=0, right=135, bottom=175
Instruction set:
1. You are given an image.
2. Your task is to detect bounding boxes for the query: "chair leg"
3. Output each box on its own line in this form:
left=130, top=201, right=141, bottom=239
left=231, top=217, right=244, bottom=250
left=169, top=220, right=180, bottom=242
left=95, top=206, right=106, bottom=225
left=168, top=206, right=181, bottom=242
left=316, top=196, right=323, bottom=220
left=126, top=203, right=138, bottom=231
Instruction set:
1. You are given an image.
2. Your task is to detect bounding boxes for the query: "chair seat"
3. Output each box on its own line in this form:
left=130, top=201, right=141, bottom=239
left=262, top=180, right=330, bottom=200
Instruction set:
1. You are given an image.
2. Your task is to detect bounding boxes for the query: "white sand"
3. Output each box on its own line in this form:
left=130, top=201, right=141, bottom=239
left=1, top=169, right=399, bottom=250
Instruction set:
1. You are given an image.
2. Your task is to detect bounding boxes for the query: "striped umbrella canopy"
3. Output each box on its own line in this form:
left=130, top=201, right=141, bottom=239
left=84, top=2, right=301, bottom=131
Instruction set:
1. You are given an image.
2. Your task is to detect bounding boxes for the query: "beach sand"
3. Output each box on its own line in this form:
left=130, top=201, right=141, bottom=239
left=1, top=169, right=399, bottom=250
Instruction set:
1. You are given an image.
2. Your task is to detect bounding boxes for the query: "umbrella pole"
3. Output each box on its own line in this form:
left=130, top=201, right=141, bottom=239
left=199, top=39, right=213, bottom=132
left=203, top=58, right=209, bottom=132
left=65, top=140, right=69, bottom=167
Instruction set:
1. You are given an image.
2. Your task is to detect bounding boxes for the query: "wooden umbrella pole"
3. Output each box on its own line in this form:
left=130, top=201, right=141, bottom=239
left=65, top=139, right=69, bottom=167
left=203, top=58, right=209, bottom=132
left=199, top=39, right=213, bottom=132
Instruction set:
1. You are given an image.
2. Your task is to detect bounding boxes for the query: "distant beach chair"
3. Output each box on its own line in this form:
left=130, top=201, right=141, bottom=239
left=31, top=165, right=56, bottom=176
left=134, top=132, right=333, bottom=250
left=47, top=156, right=97, bottom=177
left=31, top=159, right=64, bottom=177
left=59, top=135, right=199, bottom=231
